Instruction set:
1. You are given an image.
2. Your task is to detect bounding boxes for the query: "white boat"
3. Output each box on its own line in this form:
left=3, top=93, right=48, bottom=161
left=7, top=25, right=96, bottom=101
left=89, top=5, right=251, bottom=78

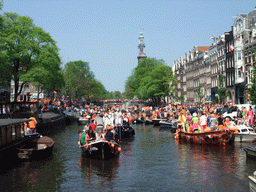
left=159, top=119, right=177, bottom=133
left=249, top=171, right=256, bottom=192
left=235, top=125, right=256, bottom=142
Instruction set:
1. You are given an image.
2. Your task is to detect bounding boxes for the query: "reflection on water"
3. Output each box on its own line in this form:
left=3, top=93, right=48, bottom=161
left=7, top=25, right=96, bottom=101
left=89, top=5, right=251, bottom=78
left=79, top=155, right=120, bottom=181
left=0, top=123, right=256, bottom=191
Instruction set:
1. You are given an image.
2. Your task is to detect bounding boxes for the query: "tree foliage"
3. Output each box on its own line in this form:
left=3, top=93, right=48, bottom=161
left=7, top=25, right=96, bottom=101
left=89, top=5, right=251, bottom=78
left=218, top=74, right=227, bottom=104
left=248, top=50, right=256, bottom=104
left=62, top=60, right=94, bottom=99
left=196, top=84, right=204, bottom=103
left=0, top=12, right=62, bottom=101
left=124, top=58, right=176, bottom=101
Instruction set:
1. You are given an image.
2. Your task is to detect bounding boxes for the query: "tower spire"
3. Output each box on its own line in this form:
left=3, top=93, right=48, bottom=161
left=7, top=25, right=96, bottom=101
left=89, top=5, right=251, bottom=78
left=137, top=31, right=147, bottom=63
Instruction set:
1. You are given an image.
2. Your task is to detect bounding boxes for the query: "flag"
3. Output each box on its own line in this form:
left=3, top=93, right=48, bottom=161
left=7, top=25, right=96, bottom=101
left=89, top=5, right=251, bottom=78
left=229, top=45, right=235, bottom=53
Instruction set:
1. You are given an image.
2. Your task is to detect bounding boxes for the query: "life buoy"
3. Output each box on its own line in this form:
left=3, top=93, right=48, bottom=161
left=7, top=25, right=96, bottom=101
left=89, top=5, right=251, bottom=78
left=183, top=135, right=187, bottom=142
left=190, top=136, right=193, bottom=144
left=203, top=135, right=212, bottom=144
left=221, top=134, right=230, bottom=143
left=212, top=135, right=220, bottom=144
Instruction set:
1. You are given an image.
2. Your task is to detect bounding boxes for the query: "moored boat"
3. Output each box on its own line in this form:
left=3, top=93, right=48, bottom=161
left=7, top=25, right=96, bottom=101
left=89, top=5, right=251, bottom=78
left=62, top=111, right=79, bottom=125
left=234, top=125, right=256, bottom=142
left=80, top=140, right=121, bottom=159
left=78, top=116, right=90, bottom=125
left=159, top=119, right=177, bottom=133
left=36, top=111, right=66, bottom=135
left=244, top=146, right=256, bottom=159
left=152, top=118, right=165, bottom=126
left=249, top=171, right=256, bottom=192
left=115, top=125, right=135, bottom=139
left=17, top=135, right=55, bottom=160
left=0, top=118, right=38, bottom=164
left=175, top=130, right=235, bottom=145
left=131, top=118, right=144, bottom=124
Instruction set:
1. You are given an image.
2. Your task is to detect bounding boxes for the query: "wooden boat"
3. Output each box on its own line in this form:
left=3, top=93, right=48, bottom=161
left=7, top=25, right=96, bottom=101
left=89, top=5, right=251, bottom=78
left=80, top=140, right=121, bottom=159
left=159, top=119, right=177, bottom=133
left=131, top=118, right=144, bottom=124
left=18, top=135, right=54, bottom=160
left=115, top=125, right=135, bottom=139
left=244, top=146, right=256, bottom=159
left=62, top=111, right=79, bottom=125
left=145, top=119, right=153, bottom=125
left=249, top=171, right=256, bottom=192
left=175, top=130, right=235, bottom=145
left=0, top=119, right=38, bottom=164
left=152, top=118, right=165, bottom=126
left=36, top=111, right=66, bottom=135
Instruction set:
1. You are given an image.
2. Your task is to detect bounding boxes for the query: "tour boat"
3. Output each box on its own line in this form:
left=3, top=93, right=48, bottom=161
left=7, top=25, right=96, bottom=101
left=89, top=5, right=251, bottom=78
left=18, top=134, right=55, bottom=160
left=80, top=140, right=121, bottom=159
left=175, top=130, right=235, bottom=145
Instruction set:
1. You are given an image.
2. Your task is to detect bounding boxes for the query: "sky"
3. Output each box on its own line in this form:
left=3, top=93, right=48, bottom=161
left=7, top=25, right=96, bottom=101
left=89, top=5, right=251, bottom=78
left=2, top=0, right=256, bottom=92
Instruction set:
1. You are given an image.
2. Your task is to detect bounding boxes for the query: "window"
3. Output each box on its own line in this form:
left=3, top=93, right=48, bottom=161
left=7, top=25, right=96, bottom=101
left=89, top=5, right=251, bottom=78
left=238, top=51, right=241, bottom=60
left=24, top=84, right=29, bottom=92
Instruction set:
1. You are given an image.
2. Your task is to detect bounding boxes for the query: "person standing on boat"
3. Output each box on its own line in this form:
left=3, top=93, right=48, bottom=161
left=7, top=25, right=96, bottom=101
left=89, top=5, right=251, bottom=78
left=199, top=112, right=207, bottom=132
left=191, top=113, right=199, bottom=132
left=94, top=113, right=103, bottom=132
left=105, top=125, right=114, bottom=141
left=89, top=119, right=97, bottom=131
left=209, top=114, right=217, bottom=131
left=28, top=113, right=37, bottom=134
left=246, top=106, right=254, bottom=127
left=178, top=112, right=186, bottom=131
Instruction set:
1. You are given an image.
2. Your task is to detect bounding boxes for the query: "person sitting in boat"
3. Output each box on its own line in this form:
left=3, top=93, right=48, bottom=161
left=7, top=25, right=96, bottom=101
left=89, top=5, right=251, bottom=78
left=105, top=125, right=114, bottom=141
left=96, top=129, right=104, bottom=141
left=88, top=127, right=95, bottom=141
left=78, top=129, right=86, bottom=148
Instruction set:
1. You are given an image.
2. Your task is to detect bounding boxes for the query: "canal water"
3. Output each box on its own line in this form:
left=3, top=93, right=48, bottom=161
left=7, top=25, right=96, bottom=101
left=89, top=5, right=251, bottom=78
left=0, top=123, right=255, bottom=191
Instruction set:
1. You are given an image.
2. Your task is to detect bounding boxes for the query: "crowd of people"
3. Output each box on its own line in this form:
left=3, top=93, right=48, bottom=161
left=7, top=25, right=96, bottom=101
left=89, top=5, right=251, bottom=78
left=1, top=98, right=255, bottom=138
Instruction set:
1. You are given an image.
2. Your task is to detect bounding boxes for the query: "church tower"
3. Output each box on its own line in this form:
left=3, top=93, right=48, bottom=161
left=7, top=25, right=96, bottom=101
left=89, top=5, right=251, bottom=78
left=137, top=31, right=147, bottom=63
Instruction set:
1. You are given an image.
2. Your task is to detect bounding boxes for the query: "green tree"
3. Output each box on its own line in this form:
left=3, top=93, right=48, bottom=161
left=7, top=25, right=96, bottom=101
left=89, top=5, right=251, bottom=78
left=89, top=79, right=108, bottom=100
left=62, top=60, right=94, bottom=99
left=125, top=58, right=176, bottom=102
left=196, top=84, right=205, bottom=103
left=124, top=72, right=136, bottom=99
left=0, top=12, right=58, bottom=102
left=218, top=74, right=227, bottom=104
left=21, top=45, right=64, bottom=100
left=248, top=50, right=256, bottom=104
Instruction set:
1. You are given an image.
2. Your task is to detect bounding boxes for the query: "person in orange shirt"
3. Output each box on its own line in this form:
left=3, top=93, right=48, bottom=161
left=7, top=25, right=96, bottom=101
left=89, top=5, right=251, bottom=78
left=29, top=114, right=37, bottom=134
